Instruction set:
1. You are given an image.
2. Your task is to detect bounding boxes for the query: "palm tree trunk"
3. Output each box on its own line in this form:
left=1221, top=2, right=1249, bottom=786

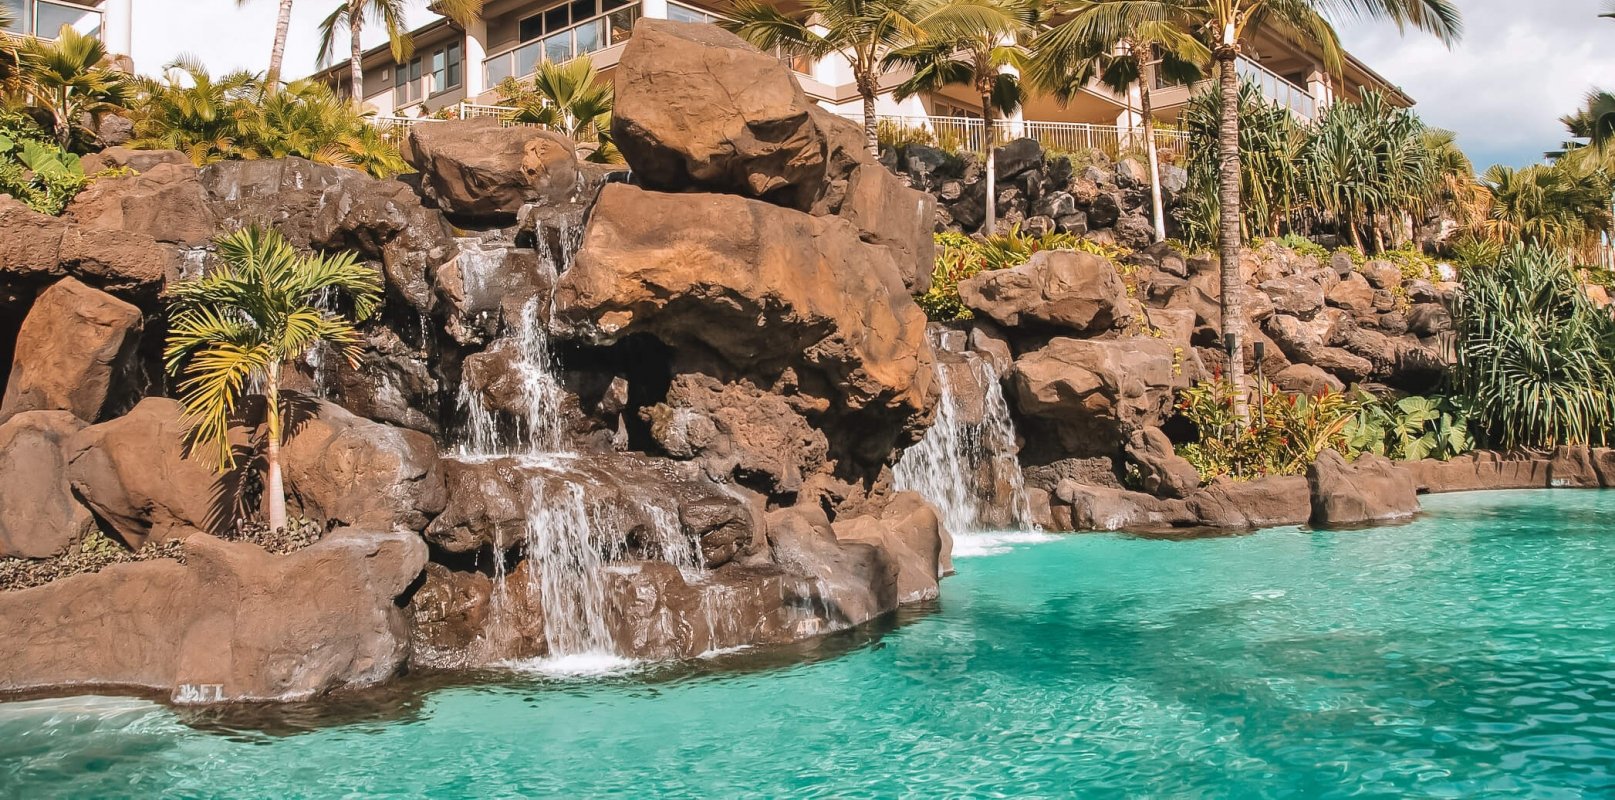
left=266, top=0, right=296, bottom=88
left=265, top=364, right=288, bottom=532
left=349, top=2, right=365, bottom=111
left=861, top=84, right=878, bottom=158
left=982, top=92, right=997, bottom=236
left=1214, top=50, right=1247, bottom=422
left=1140, top=59, right=1165, bottom=243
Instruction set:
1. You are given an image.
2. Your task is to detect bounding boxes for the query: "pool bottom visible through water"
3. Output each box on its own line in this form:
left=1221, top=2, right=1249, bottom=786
left=4, top=490, right=1615, bottom=798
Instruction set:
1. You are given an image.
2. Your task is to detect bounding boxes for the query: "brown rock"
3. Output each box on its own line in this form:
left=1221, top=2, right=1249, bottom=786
left=1325, top=272, right=1376, bottom=317
left=57, top=225, right=175, bottom=294
left=68, top=162, right=216, bottom=246
left=556, top=183, right=935, bottom=475
left=0, top=278, right=143, bottom=425
left=280, top=400, right=446, bottom=532
left=1186, top=475, right=1311, bottom=529
left=78, top=146, right=192, bottom=175
left=0, top=528, right=426, bottom=703
left=1307, top=449, right=1418, bottom=526
left=1011, top=336, right=1196, bottom=457
left=766, top=505, right=897, bottom=626
left=1272, top=363, right=1344, bottom=395
left=612, top=19, right=829, bottom=209
left=1053, top=480, right=1191, bottom=530
left=0, top=411, right=92, bottom=558
left=831, top=491, right=949, bottom=603
left=1259, top=275, right=1325, bottom=317
left=958, top=249, right=1133, bottom=334
left=0, top=196, right=68, bottom=281
left=405, top=118, right=582, bottom=221
left=643, top=374, right=829, bottom=497
left=1125, top=427, right=1201, bottom=498
left=1405, top=452, right=1551, bottom=493
left=66, top=397, right=231, bottom=548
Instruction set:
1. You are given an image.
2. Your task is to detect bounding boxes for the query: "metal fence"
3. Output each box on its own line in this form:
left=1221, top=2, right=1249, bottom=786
left=372, top=102, right=525, bottom=143
left=856, top=114, right=1189, bottom=161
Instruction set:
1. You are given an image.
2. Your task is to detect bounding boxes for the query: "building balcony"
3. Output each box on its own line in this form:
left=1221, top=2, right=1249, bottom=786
left=0, top=0, right=103, bottom=41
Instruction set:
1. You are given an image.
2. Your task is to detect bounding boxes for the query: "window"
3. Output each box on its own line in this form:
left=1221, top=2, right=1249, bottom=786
left=521, top=0, right=638, bottom=42
left=666, top=2, right=718, bottom=24
left=394, top=42, right=462, bottom=105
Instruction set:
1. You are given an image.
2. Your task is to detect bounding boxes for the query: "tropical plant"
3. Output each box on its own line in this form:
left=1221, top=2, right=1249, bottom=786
left=317, top=0, right=481, bottom=109
left=240, top=0, right=300, bottom=88
left=1345, top=393, right=1472, bottom=461
left=164, top=226, right=382, bottom=531
left=127, top=59, right=261, bottom=164
left=885, top=0, right=1040, bottom=234
left=1181, top=78, right=1302, bottom=245
left=1450, top=245, right=1615, bottom=451
left=724, top=0, right=938, bottom=156
left=1028, top=0, right=1206, bottom=243
left=16, top=26, right=128, bottom=149
left=245, top=79, right=410, bottom=175
left=1171, top=0, right=1461, bottom=424
left=0, top=119, right=87, bottom=215
left=1476, top=161, right=1613, bottom=261
left=496, top=56, right=619, bottom=163
left=1176, top=377, right=1371, bottom=482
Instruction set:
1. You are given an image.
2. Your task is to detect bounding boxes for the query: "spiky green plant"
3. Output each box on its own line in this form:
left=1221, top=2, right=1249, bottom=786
left=1479, top=161, right=1613, bottom=261
left=1451, top=245, right=1615, bottom=451
left=17, top=26, right=127, bottom=149
left=164, top=226, right=382, bottom=531
left=497, top=56, right=620, bottom=163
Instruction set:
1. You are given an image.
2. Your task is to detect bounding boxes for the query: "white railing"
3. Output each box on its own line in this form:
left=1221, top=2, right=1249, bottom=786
left=0, top=0, right=103, bottom=40
left=1236, top=56, right=1317, bottom=120
left=372, top=102, right=524, bottom=142
left=856, top=113, right=1188, bottom=159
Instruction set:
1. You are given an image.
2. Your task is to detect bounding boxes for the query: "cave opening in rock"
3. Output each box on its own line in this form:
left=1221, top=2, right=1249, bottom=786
left=562, top=333, right=674, bottom=452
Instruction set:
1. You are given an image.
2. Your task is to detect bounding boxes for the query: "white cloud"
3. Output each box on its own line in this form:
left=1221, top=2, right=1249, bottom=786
left=1338, top=0, right=1615, bottom=169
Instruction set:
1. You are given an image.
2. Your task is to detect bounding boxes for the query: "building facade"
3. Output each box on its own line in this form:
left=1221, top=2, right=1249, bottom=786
left=0, top=0, right=131, bottom=58
left=318, top=0, right=1414, bottom=148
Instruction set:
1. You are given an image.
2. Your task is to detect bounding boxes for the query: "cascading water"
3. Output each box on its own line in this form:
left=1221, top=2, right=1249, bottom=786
left=894, top=356, right=1034, bottom=535
left=452, top=220, right=714, bottom=671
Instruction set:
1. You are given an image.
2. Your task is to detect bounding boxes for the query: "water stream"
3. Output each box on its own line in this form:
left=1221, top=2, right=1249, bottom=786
left=894, top=355, right=1033, bottom=535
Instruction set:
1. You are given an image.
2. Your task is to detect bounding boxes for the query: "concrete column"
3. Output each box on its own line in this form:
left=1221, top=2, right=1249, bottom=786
left=464, top=15, right=489, bottom=99
left=998, top=58, right=1024, bottom=139
left=1306, top=69, right=1333, bottom=115
left=642, top=0, right=669, bottom=20
left=104, top=0, right=134, bottom=64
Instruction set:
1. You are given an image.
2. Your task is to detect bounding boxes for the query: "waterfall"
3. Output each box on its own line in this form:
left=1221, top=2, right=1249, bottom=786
left=454, top=297, right=569, bottom=458
left=894, top=356, right=1033, bottom=534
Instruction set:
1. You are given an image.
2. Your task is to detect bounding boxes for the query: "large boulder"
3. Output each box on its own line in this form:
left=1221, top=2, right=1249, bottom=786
left=56, top=225, right=175, bottom=295
left=66, top=397, right=232, bottom=548
left=1125, top=427, right=1201, bottom=499
left=0, top=411, right=92, bottom=558
left=280, top=400, right=446, bottom=532
left=555, top=183, right=935, bottom=476
left=1185, top=475, right=1311, bottom=529
left=68, top=162, right=216, bottom=246
left=0, top=196, right=69, bottom=282
left=0, top=528, right=426, bottom=703
left=612, top=19, right=830, bottom=209
left=642, top=374, right=830, bottom=498
left=1306, top=449, right=1418, bottom=526
left=830, top=491, right=950, bottom=602
left=765, top=506, right=898, bottom=627
left=958, top=249, right=1132, bottom=335
left=404, top=118, right=583, bottom=222
left=0, top=278, right=143, bottom=426
left=1405, top=452, right=1552, bottom=493
left=1052, top=481, right=1191, bottom=531
left=1010, top=336, right=1197, bottom=457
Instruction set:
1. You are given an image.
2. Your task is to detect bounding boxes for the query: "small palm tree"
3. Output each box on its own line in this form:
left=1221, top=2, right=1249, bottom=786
left=317, top=0, right=482, bottom=110
left=238, top=0, right=299, bottom=88
left=18, top=26, right=128, bottom=149
left=1029, top=0, right=1206, bottom=242
left=129, top=59, right=261, bottom=165
left=723, top=0, right=934, bottom=156
left=164, top=226, right=382, bottom=532
left=497, top=56, right=620, bottom=163
left=885, top=0, right=1041, bottom=234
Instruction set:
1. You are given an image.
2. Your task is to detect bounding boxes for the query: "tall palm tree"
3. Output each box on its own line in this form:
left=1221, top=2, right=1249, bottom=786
left=886, top=0, right=1041, bottom=234
left=239, top=0, right=299, bottom=88
left=165, top=226, right=382, bottom=532
left=1079, top=0, right=1458, bottom=419
left=723, top=0, right=934, bottom=156
left=1029, top=0, right=1206, bottom=242
left=18, top=26, right=128, bottom=149
left=317, top=0, right=482, bottom=110
left=497, top=56, right=620, bottom=162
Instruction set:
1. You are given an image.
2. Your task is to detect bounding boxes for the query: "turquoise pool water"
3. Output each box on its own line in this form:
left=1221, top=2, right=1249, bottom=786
left=5, top=490, right=1615, bottom=798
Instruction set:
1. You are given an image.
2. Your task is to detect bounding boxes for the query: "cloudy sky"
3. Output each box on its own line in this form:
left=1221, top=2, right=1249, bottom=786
left=130, top=0, right=1610, bottom=170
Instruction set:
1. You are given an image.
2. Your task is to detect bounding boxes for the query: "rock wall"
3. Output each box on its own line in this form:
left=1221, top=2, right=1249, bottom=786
left=0, top=19, right=953, bottom=703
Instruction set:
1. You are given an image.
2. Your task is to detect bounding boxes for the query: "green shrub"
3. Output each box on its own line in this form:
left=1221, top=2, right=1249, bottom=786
left=1452, top=244, right=1615, bottom=449
left=1379, top=247, right=1441, bottom=282
left=1176, top=378, right=1372, bottom=482
left=1345, top=394, right=1473, bottom=461
left=1270, top=233, right=1329, bottom=261
left=0, top=121, right=87, bottom=215
left=914, top=227, right=1129, bottom=321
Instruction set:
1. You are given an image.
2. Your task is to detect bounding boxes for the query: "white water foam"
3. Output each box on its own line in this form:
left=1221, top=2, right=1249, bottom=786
left=952, top=530, right=1061, bottom=558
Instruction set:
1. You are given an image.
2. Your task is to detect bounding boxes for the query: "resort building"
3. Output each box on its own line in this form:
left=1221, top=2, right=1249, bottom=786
left=319, top=0, right=1413, bottom=150
left=0, top=0, right=132, bottom=57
